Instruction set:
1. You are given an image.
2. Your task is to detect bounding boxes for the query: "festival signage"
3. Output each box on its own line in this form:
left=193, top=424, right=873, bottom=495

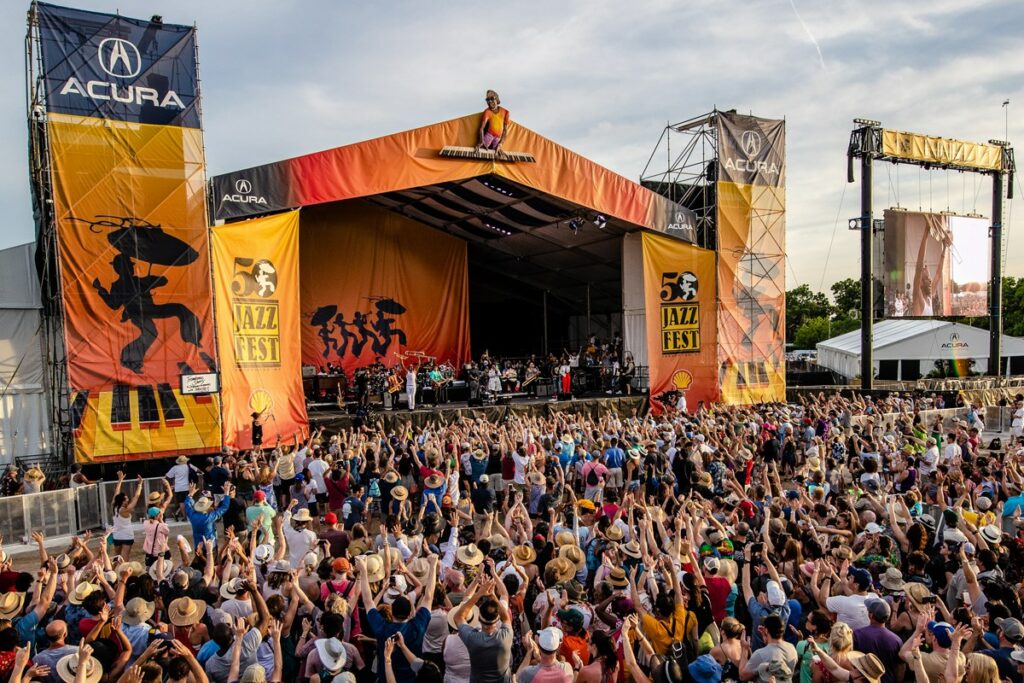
left=716, top=112, right=787, bottom=404
left=300, top=201, right=471, bottom=375
left=213, top=211, right=307, bottom=449
left=642, top=232, right=718, bottom=413
left=35, top=3, right=220, bottom=461
left=881, top=130, right=1004, bottom=172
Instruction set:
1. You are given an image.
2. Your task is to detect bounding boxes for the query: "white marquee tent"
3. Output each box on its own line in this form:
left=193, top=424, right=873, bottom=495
left=816, top=319, right=1024, bottom=381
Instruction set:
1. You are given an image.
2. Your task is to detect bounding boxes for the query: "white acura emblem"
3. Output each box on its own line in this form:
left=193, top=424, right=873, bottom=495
left=97, top=38, right=141, bottom=79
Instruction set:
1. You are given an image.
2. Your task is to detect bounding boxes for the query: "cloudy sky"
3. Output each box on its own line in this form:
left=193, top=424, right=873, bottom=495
left=1, top=0, right=1020, bottom=292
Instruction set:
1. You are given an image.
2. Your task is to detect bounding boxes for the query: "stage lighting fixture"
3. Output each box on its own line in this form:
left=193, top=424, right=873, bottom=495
left=150, top=14, right=163, bottom=24
left=567, top=216, right=584, bottom=233
left=593, top=214, right=607, bottom=230
left=989, top=139, right=1010, bottom=147
left=848, top=218, right=861, bottom=230
left=853, top=118, right=881, bottom=127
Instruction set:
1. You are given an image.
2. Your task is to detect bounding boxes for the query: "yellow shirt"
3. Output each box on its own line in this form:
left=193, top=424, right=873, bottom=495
left=641, top=604, right=697, bottom=655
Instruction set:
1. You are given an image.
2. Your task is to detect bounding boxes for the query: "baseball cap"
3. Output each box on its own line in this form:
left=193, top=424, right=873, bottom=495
left=253, top=491, right=266, bottom=502
left=996, top=617, right=1024, bottom=643
left=865, top=597, right=891, bottom=623
left=147, top=506, right=160, bottom=519
left=864, top=522, right=883, bottom=534
left=324, top=512, right=338, bottom=525
left=928, top=621, right=955, bottom=648
left=766, top=580, right=786, bottom=607
left=331, top=557, right=351, bottom=573
left=537, top=627, right=563, bottom=653
left=848, top=567, right=872, bottom=590
left=557, top=608, right=585, bottom=630
left=703, top=556, right=721, bottom=573
left=577, top=499, right=597, bottom=512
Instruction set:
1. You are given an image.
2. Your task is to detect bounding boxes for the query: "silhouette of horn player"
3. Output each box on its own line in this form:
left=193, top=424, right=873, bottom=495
left=81, top=215, right=215, bottom=374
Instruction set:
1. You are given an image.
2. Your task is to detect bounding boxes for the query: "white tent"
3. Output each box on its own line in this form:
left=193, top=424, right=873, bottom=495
left=0, top=243, right=51, bottom=463
left=816, top=319, right=1024, bottom=381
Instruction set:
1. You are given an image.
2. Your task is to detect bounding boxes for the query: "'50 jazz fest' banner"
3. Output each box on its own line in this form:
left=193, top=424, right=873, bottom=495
left=715, top=112, right=787, bottom=404
left=213, top=211, right=307, bottom=450
left=300, top=201, right=471, bottom=375
left=642, top=232, right=718, bottom=414
left=35, top=3, right=220, bottom=461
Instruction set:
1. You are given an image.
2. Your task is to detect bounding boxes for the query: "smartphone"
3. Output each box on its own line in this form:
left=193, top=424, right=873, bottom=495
left=962, top=591, right=972, bottom=607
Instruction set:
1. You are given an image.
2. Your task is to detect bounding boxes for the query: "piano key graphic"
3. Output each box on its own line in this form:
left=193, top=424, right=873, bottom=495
left=111, top=384, right=131, bottom=431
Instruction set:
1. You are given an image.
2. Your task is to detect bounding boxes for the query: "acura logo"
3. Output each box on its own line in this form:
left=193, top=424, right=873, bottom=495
left=235, top=179, right=252, bottom=194
left=97, top=38, right=141, bottom=79
left=741, top=130, right=763, bottom=157
left=950, top=332, right=960, bottom=342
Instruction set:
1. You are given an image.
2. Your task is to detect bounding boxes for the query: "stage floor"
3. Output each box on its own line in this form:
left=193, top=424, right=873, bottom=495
left=307, top=394, right=649, bottom=431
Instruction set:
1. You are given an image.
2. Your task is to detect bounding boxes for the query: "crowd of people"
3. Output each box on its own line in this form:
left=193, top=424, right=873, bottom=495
left=0, top=392, right=1023, bottom=683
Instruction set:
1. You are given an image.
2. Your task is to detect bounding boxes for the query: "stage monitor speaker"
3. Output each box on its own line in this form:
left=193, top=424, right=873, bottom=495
left=467, top=398, right=484, bottom=407
left=557, top=392, right=573, bottom=401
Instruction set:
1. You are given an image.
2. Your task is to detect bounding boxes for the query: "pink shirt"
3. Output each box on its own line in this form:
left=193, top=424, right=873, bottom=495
left=143, top=519, right=169, bottom=556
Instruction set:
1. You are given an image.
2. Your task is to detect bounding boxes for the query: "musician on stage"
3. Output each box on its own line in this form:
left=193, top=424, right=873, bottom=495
left=405, top=358, right=419, bottom=411
left=558, top=356, right=572, bottom=396
left=501, top=363, right=519, bottom=393
left=522, top=359, right=541, bottom=397
left=428, top=363, right=447, bottom=405
left=486, top=364, right=502, bottom=400
left=619, top=353, right=636, bottom=395
left=477, top=90, right=510, bottom=155
left=354, top=367, right=370, bottom=407
left=465, top=362, right=482, bottom=402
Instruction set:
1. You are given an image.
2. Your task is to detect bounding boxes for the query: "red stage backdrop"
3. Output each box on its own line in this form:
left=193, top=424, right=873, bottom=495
left=300, top=201, right=471, bottom=374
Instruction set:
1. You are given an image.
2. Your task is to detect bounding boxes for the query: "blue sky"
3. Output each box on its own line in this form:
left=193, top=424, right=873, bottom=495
left=2, top=0, right=1020, bottom=291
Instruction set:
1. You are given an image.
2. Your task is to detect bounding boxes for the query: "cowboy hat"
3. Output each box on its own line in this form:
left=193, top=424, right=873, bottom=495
left=292, top=508, right=313, bottom=523
left=849, top=653, right=884, bottom=683
left=527, top=471, right=545, bottom=486
left=457, top=544, right=485, bottom=566
left=68, top=582, right=98, bottom=606
left=472, top=449, right=488, bottom=461
left=269, top=559, right=292, bottom=574
left=448, top=605, right=479, bottom=631
left=193, top=496, right=213, bottom=514
left=606, top=567, right=629, bottom=589
left=364, top=554, right=386, bottom=583
left=382, top=471, right=400, bottom=484
left=0, top=592, right=24, bottom=619
left=512, top=544, right=537, bottom=565
left=559, top=545, right=586, bottom=572
left=391, top=486, right=409, bottom=501
left=56, top=652, right=102, bottom=683
left=424, top=473, right=445, bottom=489
left=604, top=525, right=624, bottom=542
left=408, top=557, right=431, bottom=582
left=220, top=578, right=245, bottom=601
left=620, top=540, right=642, bottom=559
left=122, top=597, right=155, bottom=626
left=547, top=557, right=576, bottom=583
left=561, top=434, right=574, bottom=444
left=315, top=638, right=347, bottom=672
left=148, top=558, right=174, bottom=582
left=168, top=596, right=207, bottom=626
left=554, top=530, right=576, bottom=547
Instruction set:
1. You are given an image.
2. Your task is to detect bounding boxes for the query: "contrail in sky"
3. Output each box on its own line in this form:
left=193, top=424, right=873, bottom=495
left=788, top=0, right=826, bottom=70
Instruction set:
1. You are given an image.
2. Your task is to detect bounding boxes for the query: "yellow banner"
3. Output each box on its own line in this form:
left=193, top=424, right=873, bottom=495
left=882, top=130, right=1003, bottom=171
left=213, top=211, right=307, bottom=449
left=641, top=232, right=718, bottom=413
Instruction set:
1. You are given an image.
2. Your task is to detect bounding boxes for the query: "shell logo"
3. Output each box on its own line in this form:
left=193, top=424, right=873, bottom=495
left=672, top=370, right=693, bottom=391
left=249, top=389, right=274, bottom=415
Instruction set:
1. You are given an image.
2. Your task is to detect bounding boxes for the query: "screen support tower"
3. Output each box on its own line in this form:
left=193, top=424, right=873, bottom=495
left=848, top=119, right=1015, bottom=389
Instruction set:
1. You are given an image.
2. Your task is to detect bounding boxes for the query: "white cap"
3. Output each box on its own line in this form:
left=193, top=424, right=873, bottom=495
left=303, top=552, right=319, bottom=567
left=537, top=627, right=564, bottom=652
left=479, top=474, right=490, bottom=484
left=865, top=522, right=883, bottom=534
left=766, top=580, right=786, bottom=607
left=703, top=556, right=721, bottom=573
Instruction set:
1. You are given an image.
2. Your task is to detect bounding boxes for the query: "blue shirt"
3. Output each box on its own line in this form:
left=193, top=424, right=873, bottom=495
left=604, top=447, right=625, bottom=469
left=185, top=495, right=231, bottom=546
left=366, top=607, right=431, bottom=683
left=747, top=597, right=792, bottom=651
left=1004, top=494, right=1024, bottom=518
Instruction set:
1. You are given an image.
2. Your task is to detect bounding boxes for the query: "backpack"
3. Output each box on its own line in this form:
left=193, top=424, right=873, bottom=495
left=659, top=612, right=695, bottom=682
left=586, top=466, right=600, bottom=487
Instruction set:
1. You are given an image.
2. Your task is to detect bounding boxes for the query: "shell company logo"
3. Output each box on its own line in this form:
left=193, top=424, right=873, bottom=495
left=672, top=370, right=693, bottom=391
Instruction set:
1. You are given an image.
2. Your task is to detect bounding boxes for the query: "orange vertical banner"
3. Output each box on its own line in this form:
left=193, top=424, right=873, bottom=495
left=213, top=211, right=307, bottom=449
left=642, top=232, right=718, bottom=413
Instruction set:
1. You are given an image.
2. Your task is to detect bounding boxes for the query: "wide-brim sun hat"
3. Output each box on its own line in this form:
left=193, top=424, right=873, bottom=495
left=56, top=653, right=102, bottom=683
left=168, top=596, right=207, bottom=626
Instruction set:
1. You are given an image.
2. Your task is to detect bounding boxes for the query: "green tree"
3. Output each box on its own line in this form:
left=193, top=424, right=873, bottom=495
left=793, top=316, right=833, bottom=349
left=785, top=284, right=832, bottom=343
left=830, top=278, right=860, bottom=317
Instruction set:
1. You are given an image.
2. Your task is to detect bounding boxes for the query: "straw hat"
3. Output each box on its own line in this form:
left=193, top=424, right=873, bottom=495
left=472, top=449, right=488, bottom=461
left=220, top=578, right=246, bottom=600
left=527, top=471, right=545, bottom=486
left=903, top=581, right=933, bottom=608
left=122, top=597, right=155, bottom=626
left=457, top=544, right=485, bottom=566
left=176, top=456, right=189, bottom=464
left=254, top=544, right=274, bottom=565
left=0, top=592, right=24, bottom=619
left=697, top=472, right=713, bottom=488
left=512, top=544, right=537, bottom=565
left=849, top=653, right=884, bottom=683
left=147, top=491, right=164, bottom=505
left=24, top=467, right=44, bottom=481
left=606, top=567, right=628, bottom=589
left=555, top=530, right=576, bottom=547
left=620, top=540, right=642, bottom=559
left=408, top=557, right=431, bottom=582
left=269, top=559, right=291, bottom=574
left=879, top=567, right=905, bottom=592
left=448, top=604, right=479, bottom=631
left=547, top=557, right=576, bottom=583
left=292, top=508, right=313, bottom=523
left=315, top=637, right=347, bottom=673
left=424, top=473, right=445, bottom=489
left=168, top=596, right=207, bottom=626
left=193, top=496, right=213, bottom=514
left=559, top=545, right=585, bottom=571
left=364, top=554, right=385, bottom=583
left=981, top=525, right=1002, bottom=545
left=68, top=582, right=98, bottom=606
left=55, top=553, right=72, bottom=570
left=148, top=558, right=174, bottom=581
left=489, top=534, right=508, bottom=550
left=391, top=486, right=409, bottom=501
left=56, top=652, right=102, bottom=683
left=604, top=525, right=624, bottom=542
left=382, top=471, right=400, bottom=484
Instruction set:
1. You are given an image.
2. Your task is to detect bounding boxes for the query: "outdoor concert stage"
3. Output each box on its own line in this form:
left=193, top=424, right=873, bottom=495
left=306, top=394, right=649, bottom=431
